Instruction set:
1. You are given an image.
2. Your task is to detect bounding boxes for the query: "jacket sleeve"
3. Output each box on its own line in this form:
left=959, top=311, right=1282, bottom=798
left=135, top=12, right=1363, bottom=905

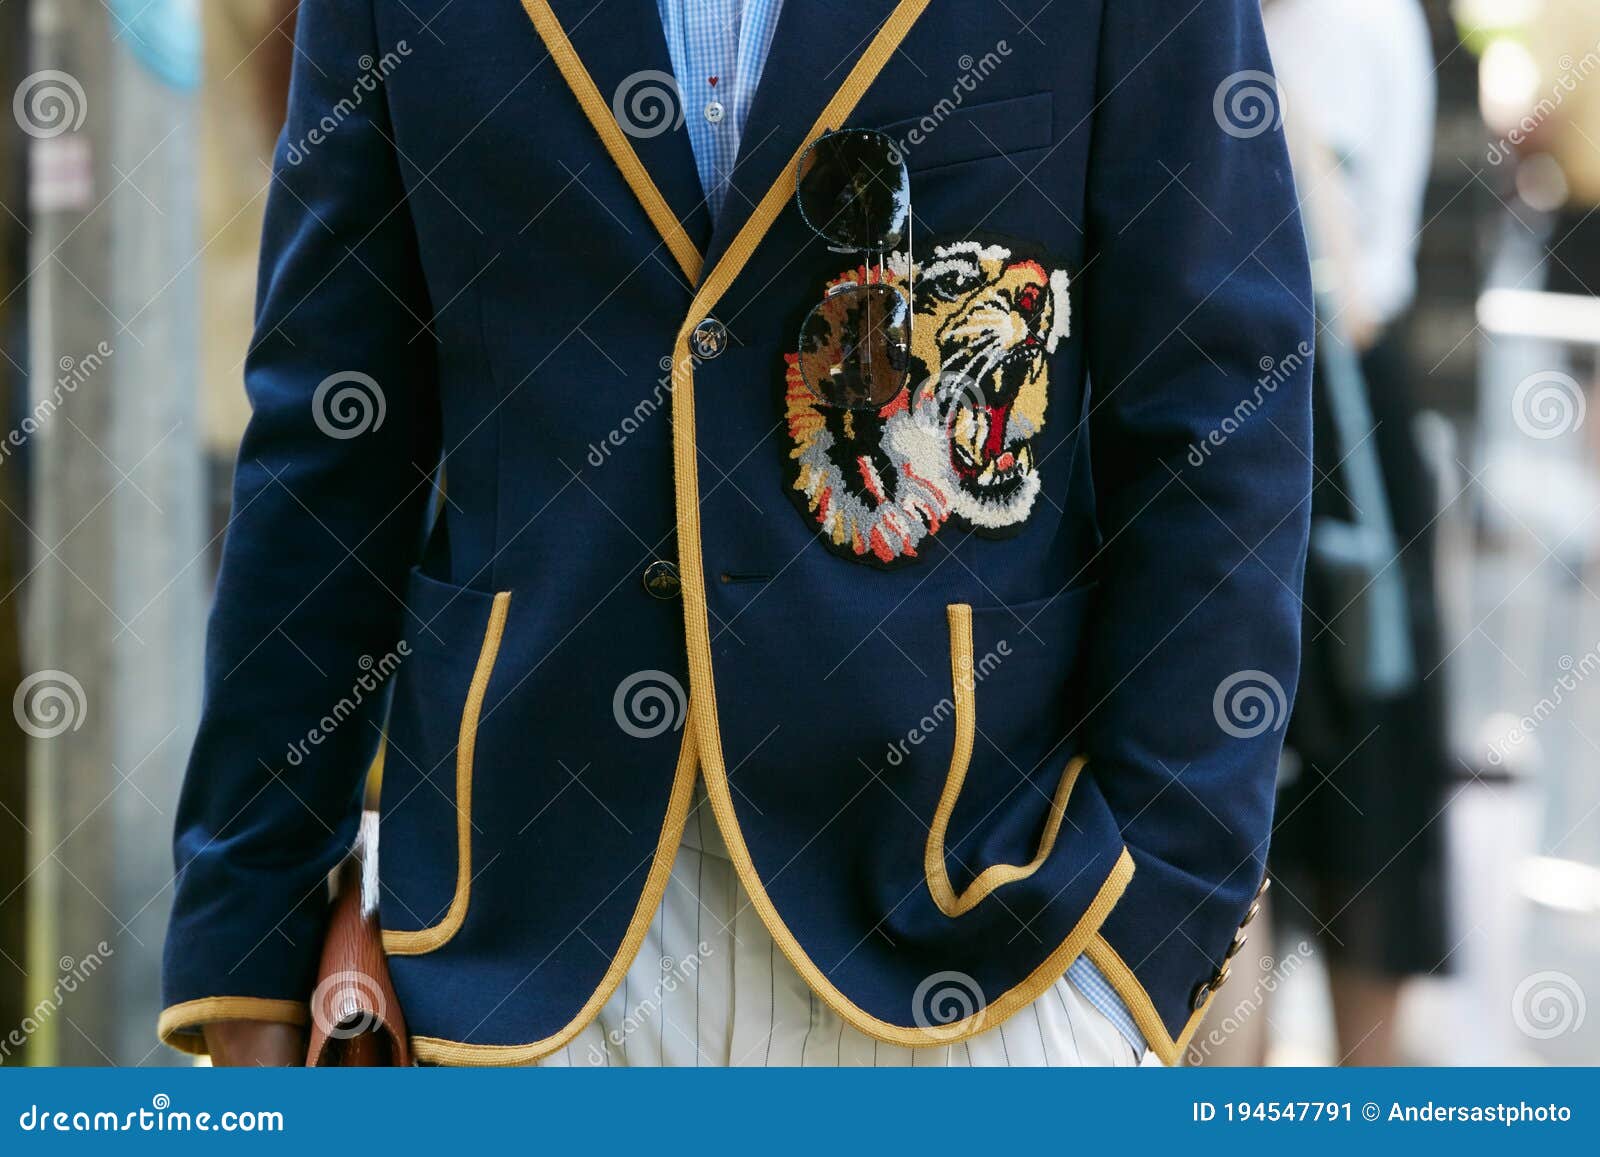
left=158, top=0, right=439, bottom=1054
left=1077, top=0, right=1313, bottom=1060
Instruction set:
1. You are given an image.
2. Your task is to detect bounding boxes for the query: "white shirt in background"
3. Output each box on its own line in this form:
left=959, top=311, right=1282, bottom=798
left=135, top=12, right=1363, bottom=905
left=1265, top=0, right=1436, bottom=326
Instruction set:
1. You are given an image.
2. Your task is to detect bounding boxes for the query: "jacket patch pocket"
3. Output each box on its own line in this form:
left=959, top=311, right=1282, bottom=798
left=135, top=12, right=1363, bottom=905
left=379, top=566, right=511, bottom=956
left=924, top=581, right=1097, bottom=917
left=882, top=91, right=1053, bottom=173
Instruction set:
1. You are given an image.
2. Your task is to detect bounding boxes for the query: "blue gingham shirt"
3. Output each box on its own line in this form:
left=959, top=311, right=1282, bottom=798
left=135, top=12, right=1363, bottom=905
left=654, top=0, right=1147, bottom=1058
left=655, top=0, right=784, bottom=220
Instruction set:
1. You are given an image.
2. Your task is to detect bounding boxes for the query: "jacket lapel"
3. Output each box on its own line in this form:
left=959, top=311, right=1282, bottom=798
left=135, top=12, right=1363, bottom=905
left=540, top=0, right=713, bottom=274
left=703, top=0, right=899, bottom=274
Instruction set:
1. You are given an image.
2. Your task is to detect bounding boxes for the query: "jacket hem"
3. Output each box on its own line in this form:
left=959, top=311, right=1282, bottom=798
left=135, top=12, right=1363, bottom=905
left=1084, top=932, right=1215, bottom=1066
left=407, top=725, right=699, bottom=1066
left=704, top=742, right=1135, bottom=1047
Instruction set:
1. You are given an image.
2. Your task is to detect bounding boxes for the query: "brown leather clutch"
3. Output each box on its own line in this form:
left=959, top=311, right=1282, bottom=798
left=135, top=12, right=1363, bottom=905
left=305, top=812, right=411, bottom=1066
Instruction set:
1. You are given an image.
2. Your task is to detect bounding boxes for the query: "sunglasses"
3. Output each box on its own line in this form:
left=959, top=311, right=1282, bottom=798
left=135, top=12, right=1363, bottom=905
left=794, top=129, right=913, bottom=411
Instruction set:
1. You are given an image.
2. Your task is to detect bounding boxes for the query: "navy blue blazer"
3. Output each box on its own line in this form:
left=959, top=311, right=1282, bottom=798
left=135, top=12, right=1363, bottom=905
left=160, top=0, right=1312, bottom=1065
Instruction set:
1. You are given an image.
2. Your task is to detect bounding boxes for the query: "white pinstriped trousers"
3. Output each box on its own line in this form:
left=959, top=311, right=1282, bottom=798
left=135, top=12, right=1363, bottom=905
left=536, top=789, right=1143, bottom=1067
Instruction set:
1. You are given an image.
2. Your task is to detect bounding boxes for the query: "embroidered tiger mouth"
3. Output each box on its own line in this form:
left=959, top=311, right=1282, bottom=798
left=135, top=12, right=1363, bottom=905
left=784, top=238, right=1071, bottom=568
left=941, top=349, right=1046, bottom=491
left=949, top=415, right=1034, bottom=494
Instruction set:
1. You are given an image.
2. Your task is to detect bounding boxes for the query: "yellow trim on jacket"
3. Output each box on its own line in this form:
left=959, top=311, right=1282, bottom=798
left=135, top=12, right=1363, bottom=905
left=157, top=997, right=309, bottom=1057
left=519, top=0, right=703, bottom=284
left=1085, top=933, right=1216, bottom=1067
left=408, top=723, right=701, bottom=1066
left=924, top=604, right=1092, bottom=918
left=383, top=590, right=512, bottom=956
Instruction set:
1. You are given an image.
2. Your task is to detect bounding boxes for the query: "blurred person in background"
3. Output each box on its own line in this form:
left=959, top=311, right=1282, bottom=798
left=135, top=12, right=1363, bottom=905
left=1249, top=0, right=1451, bottom=1067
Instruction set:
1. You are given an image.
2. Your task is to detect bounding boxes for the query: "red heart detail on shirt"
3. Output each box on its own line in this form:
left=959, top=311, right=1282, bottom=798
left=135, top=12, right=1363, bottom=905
left=708, top=76, right=719, bottom=87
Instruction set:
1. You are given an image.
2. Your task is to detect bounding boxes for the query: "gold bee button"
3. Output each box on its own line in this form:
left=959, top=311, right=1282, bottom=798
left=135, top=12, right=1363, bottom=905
left=691, top=316, right=728, bottom=360
left=643, top=560, right=682, bottom=600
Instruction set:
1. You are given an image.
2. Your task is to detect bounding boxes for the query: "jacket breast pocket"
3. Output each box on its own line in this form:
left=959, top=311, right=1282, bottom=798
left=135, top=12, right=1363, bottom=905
left=882, top=91, right=1053, bottom=173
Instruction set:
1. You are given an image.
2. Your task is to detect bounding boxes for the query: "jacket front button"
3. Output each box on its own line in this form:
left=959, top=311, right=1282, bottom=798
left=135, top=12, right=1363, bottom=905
left=643, top=560, right=681, bottom=600
left=690, top=316, right=728, bottom=360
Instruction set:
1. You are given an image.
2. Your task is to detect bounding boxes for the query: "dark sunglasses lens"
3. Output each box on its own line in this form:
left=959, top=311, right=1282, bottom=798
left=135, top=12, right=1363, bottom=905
left=796, top=131, right=910, bottom=251
left=798, top=284, right=911, bottom=409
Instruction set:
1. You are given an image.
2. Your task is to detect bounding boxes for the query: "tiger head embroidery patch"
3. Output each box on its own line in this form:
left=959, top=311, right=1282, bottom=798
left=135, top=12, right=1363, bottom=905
left=784, top=238, right=1071, bottom=568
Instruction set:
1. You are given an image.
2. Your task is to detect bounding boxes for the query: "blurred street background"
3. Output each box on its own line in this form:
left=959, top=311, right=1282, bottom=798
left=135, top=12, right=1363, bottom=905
left=0, top=0, right=1597, bottom=1066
